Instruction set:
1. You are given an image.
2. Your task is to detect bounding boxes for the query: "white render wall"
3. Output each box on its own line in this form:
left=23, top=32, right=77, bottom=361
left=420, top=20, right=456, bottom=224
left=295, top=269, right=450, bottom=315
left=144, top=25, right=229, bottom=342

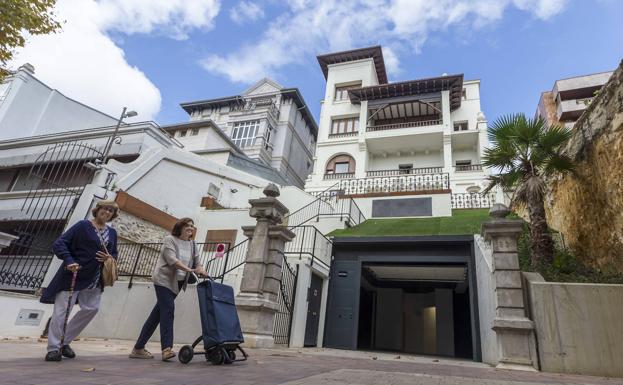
left=305, top=57, right=490, bottom=204
left=0, top=67, right=118, bottom=141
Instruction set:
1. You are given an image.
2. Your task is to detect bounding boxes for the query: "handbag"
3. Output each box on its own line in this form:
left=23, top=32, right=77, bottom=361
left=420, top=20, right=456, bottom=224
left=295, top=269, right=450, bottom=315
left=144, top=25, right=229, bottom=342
left=93, top=223, right=118, bottom=287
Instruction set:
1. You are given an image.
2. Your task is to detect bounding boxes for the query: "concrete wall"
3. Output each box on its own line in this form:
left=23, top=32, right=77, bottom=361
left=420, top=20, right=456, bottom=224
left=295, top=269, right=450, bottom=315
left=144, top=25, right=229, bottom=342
left=0, top=291, right=52, bottom=338
left=524, top=273, right=623, bottom=377
left=473, top=234, right=499, bottom=366
left=403, top=292, right=436, bottom=355
left=435, top=288, right=454, bottom=357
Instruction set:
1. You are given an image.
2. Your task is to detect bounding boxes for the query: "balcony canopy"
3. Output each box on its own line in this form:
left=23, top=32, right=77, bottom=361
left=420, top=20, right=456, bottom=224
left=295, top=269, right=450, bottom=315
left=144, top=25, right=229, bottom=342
left=349, top=74, right=464, bottom=111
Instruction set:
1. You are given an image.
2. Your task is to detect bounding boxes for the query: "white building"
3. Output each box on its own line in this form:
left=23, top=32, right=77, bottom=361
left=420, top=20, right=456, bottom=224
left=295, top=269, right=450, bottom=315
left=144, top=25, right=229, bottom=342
left=166, top=78, right=318, bottom=188
left=0, top=64, right=118, bottom=140
left=536, top=71, right=613, bottom=128
left=305, top=46, right=492, bottom=215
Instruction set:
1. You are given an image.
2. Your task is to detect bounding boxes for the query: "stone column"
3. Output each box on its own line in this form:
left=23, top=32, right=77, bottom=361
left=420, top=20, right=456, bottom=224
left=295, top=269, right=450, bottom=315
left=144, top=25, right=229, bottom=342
left=481, top=204, right=539, bottom=371
left=236, top=184, right=295, bottom=348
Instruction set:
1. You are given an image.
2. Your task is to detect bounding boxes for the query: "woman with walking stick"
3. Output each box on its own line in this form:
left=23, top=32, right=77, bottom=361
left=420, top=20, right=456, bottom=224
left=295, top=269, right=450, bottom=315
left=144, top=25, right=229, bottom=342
left=40, top=200, right=119, bottom=362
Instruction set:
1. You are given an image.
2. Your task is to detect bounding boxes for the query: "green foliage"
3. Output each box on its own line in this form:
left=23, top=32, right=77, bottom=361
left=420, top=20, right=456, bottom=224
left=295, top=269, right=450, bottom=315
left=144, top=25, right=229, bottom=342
left=518, top=223, right=623, bottom=284
left=0, top=0, right=61, bottom=79
left=329, top=209, right=490, bottom=237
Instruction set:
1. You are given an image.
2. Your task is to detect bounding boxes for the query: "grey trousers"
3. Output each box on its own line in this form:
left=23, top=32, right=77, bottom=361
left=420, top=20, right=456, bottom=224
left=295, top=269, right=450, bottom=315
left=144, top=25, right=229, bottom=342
left=47, top=287, right=102, bottom=352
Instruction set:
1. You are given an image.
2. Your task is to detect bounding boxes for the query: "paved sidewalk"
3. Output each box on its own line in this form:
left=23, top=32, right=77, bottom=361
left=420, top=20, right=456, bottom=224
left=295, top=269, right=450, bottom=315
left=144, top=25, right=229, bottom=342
left=0, top=338, right=621, bottom=385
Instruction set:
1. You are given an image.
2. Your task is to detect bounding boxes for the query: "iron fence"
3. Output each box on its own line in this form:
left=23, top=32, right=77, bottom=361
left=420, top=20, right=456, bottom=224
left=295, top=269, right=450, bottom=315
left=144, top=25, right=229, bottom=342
left=340, top=173, right=450, bottom=196
left=117, top=241, right=233, bottom=288
left=272, top=250, right=298, bottom=345
left=0, top=141, right=102, bottom=291
left=286, top=226, right=332, bottom=268
left=451, top=193, right=496, bottom=209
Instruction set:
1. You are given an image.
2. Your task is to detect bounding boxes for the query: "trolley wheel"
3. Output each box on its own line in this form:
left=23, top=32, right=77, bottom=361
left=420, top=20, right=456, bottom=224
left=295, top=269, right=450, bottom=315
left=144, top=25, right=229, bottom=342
left=178, top=345, right=194, bottom=364
left=227, top=350, right=236, bottom=362
left=207, top=349, right=224, bottom=365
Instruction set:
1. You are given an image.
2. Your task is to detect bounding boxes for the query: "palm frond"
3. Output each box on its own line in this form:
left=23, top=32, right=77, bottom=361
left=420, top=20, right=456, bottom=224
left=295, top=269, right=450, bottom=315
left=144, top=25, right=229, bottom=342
left=538, top=124, right=573, bottom=151
left=543, top=154, right=575, bottom=176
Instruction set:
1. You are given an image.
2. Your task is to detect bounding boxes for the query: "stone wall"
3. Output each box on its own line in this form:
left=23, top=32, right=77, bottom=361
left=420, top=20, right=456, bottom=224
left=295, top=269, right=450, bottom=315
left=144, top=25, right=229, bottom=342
left=112, top=211, right=169, bottom=244
left=544, top=61, right=623, bottom=273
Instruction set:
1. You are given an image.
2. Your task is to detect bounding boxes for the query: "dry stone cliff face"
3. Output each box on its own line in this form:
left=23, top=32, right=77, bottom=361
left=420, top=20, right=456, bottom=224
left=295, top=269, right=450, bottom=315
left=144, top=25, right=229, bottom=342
left=544, top=61, right=623, bottom=273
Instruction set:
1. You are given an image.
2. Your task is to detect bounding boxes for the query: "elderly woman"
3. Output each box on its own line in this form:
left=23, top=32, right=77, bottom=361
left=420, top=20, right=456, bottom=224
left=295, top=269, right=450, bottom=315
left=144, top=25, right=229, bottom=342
left=41, top=200, right=119, bottom=362
left=130, top=217, right=206, bottom=361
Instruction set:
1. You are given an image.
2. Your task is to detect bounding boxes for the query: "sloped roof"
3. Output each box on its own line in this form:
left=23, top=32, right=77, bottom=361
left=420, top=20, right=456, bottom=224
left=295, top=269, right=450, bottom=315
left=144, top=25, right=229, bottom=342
left=317, top=46, right=388, bottom=84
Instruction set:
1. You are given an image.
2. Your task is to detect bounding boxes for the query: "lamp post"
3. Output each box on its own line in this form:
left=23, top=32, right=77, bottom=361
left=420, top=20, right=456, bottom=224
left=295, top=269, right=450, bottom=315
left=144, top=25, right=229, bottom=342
left=101, top=107, right=138, bottom=165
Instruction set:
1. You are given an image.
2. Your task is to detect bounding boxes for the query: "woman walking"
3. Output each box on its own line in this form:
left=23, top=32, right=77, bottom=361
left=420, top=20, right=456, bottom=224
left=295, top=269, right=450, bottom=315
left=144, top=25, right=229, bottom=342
left=130, top=217, right=206, bottom=361
left=41, top=200, right=119, bottom=362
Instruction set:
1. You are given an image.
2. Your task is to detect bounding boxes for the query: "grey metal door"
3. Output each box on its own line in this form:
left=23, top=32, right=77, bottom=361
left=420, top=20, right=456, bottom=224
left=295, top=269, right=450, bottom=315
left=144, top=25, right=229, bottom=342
left=324, top=259, right=360, bottom=349
left=304, top=273, right=323, bottom=346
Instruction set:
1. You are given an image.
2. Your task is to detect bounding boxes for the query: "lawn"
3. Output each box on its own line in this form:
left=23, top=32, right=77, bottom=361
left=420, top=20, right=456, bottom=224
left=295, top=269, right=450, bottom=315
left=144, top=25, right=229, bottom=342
left=329, top=209, right=491, bottom=237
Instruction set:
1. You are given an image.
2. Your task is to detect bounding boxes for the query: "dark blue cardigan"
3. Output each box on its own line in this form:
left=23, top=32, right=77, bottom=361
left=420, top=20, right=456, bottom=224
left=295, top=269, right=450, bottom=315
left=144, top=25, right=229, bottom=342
left=40, top=220, right=118, bottom=304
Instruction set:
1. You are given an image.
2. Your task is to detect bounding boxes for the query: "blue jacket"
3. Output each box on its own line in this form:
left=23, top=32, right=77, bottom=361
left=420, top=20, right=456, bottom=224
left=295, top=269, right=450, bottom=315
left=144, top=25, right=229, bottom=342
left=40, top=220, right=118, bottom=304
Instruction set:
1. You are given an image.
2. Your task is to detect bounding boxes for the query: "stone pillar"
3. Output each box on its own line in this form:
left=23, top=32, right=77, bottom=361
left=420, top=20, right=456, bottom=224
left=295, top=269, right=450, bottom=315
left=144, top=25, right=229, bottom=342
left=481, top=204, right=539, bottom=371
left=236, top=184, right=295, bottom=348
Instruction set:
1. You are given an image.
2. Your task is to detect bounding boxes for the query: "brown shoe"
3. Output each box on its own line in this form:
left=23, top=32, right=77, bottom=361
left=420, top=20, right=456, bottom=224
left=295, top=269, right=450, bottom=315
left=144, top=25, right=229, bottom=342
left=161, top=347, right=176, bottom=362
left=129, top=348, right=153, bottom=359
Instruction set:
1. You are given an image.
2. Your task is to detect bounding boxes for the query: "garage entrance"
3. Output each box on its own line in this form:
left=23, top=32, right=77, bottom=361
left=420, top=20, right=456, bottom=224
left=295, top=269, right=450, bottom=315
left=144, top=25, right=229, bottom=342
left=324, top=236, right=480, bottom=361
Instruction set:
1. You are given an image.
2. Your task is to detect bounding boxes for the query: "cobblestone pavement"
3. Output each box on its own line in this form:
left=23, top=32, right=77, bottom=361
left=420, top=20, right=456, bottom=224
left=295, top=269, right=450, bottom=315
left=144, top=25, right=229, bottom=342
left=0, top=338, right=621, bottom=385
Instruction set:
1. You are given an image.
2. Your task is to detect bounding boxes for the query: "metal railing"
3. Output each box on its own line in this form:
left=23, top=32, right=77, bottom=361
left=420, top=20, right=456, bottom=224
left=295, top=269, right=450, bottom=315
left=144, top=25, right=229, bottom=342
left=117, top=241, right=234, bottom=288
left=454, top=164, right=483, bottom=172
left=450, top=193, right=496, bottom=209
left=340, top=173, right=450, bottom=196
left=272, top=249, right=298, bottom=345
left=366, top=119, right=442, bottom=132
left=366, top=167, right=444, bottom=177
left=285, top=226, right=332, bottom=268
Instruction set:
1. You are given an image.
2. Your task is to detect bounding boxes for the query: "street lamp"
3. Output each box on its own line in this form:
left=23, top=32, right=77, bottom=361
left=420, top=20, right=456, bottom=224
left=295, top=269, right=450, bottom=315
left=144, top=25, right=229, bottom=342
left=101, top=107, right=138, bottom=164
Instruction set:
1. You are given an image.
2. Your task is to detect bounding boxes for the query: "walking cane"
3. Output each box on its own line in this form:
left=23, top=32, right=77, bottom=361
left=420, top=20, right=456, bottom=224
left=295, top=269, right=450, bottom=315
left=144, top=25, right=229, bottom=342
left=59, top=270, right=78, bottom=349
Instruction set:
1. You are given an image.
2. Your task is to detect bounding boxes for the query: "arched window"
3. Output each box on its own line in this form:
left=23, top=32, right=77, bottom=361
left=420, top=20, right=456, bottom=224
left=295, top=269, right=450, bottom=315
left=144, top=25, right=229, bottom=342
left=325, top=154, right=355, bottom=175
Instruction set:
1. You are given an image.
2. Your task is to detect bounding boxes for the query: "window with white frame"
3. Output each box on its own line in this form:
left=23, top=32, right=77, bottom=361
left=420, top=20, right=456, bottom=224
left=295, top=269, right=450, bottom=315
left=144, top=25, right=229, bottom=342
left=231, top=120, right=260, bottom=148
left=330, top=117, right=359, bottom=135
left=179, top=130, right=187, bottom=137
left=334, top=83, right=361, bottom=101
left=191, top=128, right=200, bottom=136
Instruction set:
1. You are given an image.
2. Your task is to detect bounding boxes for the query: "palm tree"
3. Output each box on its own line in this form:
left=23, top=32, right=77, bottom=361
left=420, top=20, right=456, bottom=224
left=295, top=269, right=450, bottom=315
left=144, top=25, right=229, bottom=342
left=482, top=114, right=574, bottom=266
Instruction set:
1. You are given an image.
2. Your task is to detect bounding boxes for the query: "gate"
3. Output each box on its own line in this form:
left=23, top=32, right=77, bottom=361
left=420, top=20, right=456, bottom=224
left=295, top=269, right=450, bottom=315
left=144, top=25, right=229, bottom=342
left=0, top=141, right=103, bottom=291
left=273, top=251, right=298, bottom=345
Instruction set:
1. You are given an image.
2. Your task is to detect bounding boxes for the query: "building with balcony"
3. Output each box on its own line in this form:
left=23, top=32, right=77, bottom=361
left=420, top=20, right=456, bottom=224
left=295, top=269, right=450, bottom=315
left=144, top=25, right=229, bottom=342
left=164, top=78, right=318, bottom=188
left=305, top=46, right=492, bottom=216
left=536, top=71, right=613, bottom=127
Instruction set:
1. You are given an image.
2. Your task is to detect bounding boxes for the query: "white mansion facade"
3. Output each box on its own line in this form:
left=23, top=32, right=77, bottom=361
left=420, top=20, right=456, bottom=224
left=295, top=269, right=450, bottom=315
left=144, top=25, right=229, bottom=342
left=305, top=46, right=492, bottom=213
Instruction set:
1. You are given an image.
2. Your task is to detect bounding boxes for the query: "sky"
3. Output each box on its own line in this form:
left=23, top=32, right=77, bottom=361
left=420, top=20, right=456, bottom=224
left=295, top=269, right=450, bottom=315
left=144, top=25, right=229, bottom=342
left=9, top=0, right=623, bottom=126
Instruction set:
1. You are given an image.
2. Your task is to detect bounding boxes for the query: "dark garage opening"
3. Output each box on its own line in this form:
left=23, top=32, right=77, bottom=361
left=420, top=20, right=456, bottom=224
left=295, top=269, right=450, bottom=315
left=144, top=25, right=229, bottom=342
left=357, top=263, right=473, bottom=359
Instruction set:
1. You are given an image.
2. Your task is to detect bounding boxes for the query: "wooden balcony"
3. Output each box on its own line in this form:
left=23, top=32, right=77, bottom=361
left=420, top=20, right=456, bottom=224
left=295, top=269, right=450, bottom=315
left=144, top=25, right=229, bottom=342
left=366, top=119, right=442, bottom=132
left=366, top=167, right=444, bottom=177
left=328, top=131, right=358, bottom=139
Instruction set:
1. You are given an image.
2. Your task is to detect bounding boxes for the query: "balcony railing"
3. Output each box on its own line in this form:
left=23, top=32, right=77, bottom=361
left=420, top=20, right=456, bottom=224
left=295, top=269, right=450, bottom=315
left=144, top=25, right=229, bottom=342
left=231, top=98, right=280, bottom=120
left=451, top=193, right=496, bottom=209
left=366, top=167, right=444, bottom=177
left=324, top=172, right=355, bottom=180
left=455, top=164, right=483, bottom=172
left=328, top=131, right=358, bottom=139
left=366, top=119, right=443, bottom=132
left=340, top=172, right=450, bottom=196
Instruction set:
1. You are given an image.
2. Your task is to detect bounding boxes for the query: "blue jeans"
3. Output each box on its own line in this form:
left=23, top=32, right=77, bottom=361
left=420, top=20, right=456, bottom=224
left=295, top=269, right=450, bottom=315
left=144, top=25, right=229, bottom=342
left=135, top=282, right=183, bottom=350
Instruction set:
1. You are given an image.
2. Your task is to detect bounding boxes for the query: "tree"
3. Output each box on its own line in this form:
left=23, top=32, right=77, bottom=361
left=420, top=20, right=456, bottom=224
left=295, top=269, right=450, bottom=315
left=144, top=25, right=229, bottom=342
left=0, top=0, right=61, bottom=80
left=482, top=114, right=574, bottom=266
